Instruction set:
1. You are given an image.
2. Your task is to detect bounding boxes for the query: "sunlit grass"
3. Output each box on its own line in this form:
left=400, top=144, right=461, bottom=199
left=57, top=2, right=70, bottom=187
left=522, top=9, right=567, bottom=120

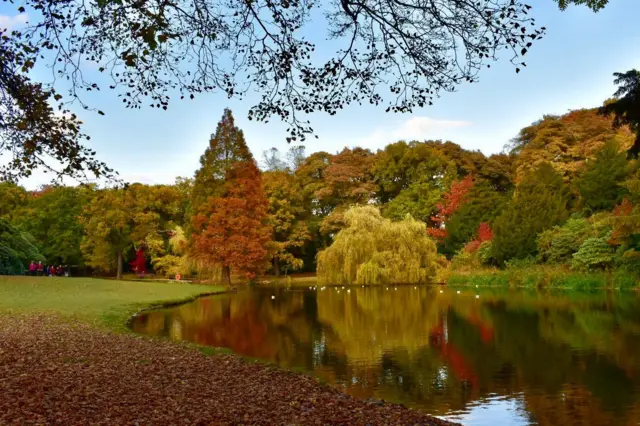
left=0, top=276, right=223, bottom=331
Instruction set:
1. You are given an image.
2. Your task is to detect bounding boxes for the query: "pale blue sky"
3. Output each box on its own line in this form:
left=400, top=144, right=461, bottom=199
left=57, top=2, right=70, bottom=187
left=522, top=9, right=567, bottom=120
left=2, top=0, right=640, bottom=189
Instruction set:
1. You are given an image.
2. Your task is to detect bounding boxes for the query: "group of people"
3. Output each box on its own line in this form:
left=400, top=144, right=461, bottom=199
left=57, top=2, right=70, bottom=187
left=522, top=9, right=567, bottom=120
left=28, top=261, right=68, bottom=277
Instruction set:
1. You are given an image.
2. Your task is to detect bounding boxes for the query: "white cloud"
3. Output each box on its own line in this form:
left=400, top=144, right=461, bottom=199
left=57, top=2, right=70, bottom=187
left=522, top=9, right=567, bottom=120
left=0, top=13, right=28, bottom=31
left=349, top=116, right=471, bottom=149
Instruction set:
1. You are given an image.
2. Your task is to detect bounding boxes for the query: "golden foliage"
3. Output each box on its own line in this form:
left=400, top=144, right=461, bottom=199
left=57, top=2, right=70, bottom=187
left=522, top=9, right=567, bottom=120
left=317, top=205, right=439, bottom=285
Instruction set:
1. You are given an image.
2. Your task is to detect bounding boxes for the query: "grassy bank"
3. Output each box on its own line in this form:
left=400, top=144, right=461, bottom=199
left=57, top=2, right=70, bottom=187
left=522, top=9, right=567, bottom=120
left=0, top=276, right=224, bottom=331
left=258, top=273, right=318, bottom=287
left=448, top=266, right=638, bottom=290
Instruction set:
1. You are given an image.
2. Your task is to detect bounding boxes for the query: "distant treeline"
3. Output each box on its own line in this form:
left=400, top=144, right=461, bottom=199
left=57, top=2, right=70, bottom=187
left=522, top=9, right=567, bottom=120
left=1, top=107, right=638, bottom=280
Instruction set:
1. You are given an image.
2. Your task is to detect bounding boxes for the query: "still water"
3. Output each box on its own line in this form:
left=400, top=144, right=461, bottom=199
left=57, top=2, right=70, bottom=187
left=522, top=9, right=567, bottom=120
left=130, top=286, right=640, bottom=425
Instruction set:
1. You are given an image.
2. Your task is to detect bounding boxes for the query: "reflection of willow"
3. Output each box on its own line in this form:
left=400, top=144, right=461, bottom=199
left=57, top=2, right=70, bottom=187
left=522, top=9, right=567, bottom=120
left=315, top=288, right=444, bottom=362
left=130, top=288, right=640, bottom=423
left=313, top=288, right=488, bottom=414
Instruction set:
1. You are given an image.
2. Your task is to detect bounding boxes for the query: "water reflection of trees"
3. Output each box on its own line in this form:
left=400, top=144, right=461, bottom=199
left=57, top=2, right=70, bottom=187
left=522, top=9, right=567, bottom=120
left=130, top=288, right=640, bottom=424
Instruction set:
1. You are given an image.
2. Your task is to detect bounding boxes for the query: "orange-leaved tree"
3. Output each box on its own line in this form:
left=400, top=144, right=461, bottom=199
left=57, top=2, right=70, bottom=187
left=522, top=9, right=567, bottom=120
left=190, top=110, right=272, bottom=284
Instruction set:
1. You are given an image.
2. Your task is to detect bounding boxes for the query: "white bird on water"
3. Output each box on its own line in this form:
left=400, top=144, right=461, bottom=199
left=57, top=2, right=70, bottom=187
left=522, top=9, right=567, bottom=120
left=271, top=295, right=275, bottom=300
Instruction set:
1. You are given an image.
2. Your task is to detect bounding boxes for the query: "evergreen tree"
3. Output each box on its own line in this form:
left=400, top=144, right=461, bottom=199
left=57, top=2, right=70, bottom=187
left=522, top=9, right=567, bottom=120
left=600, top=70, right=640, bottom=158
left=491, top=163, right=571, bottom=264
left=577, top=140, right=630, bottom=211
left=190, top=109, right=254, bottom=215
left=441, top=181, right=508, bottom=257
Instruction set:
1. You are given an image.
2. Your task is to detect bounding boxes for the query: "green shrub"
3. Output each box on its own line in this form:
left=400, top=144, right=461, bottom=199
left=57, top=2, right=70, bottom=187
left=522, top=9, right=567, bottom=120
left=536, top=217, right=592, bottom=264
left=504, top=256, right=537, bottom=269
left=572, top=236, right=616, bottom=271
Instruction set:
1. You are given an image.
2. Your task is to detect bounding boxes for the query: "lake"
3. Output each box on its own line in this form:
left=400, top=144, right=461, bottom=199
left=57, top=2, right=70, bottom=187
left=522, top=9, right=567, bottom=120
left=130, top=286, right=640, bottom=425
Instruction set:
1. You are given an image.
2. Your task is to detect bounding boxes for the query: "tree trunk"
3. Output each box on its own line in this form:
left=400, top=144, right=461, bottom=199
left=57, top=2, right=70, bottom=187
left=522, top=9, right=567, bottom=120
left=116, top=249, right=123, bottom=280
left=222, top=265, right=232, bottom=285
left=274, top=258, right=281, bottom=277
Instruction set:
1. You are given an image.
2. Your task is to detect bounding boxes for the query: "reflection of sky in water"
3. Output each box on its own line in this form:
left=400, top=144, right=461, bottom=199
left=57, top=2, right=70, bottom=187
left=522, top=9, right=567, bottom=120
left=441, top=395, right=532, bottom=426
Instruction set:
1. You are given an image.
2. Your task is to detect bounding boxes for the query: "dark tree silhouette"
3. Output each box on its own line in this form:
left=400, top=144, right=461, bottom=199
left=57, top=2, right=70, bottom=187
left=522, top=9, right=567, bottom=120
left=600, top=70, right=640, bottom=158
left=0, top=37, right=113, bottom=181
left=555, top=0, right=609, bottom=11
left=2, top=0, right=546, bottom=180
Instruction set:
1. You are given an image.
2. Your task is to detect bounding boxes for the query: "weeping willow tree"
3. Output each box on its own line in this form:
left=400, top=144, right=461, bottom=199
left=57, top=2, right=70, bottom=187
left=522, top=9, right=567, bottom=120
left=317, top=206, right=439, bottom=285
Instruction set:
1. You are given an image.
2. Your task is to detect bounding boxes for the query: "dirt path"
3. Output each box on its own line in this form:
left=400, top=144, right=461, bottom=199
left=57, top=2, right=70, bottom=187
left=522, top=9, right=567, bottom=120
left=0, top=315, right=455, bottom=425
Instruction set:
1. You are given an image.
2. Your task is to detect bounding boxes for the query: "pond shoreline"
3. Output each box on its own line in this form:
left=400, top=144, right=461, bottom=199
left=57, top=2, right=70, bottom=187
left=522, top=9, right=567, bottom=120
left=0, top=314, right=457, bottom=425
left=125, top=288, right=232, bottom=329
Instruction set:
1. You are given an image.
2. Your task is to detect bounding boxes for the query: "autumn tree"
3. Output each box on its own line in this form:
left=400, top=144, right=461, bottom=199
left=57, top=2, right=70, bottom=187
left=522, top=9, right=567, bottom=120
left=82, top=184, right=182, bottom=279
left=190, top=110, right=271, bottom=284
left=0, top=182, right=28, bottom=219
left=373, top=141, right=450, bottom=203
left=129, top=248, right=147, bottom=274
left=261, top=146, right=307, bottom=172
left=190, top=109, right=254, bottom=216
left=609, top=199, right=640, bottom=256
left=463, top=223, right=494, bottom=253
left=263, top=170, right=310, bottom=275
left=510, top=109, right=635, bottom=183
left=478, top=154, right=516, bottom=193
left=316, top=147, right=377, bottom=207
left=491, top=163, right=571, bottom=264
left=427, top=175, right=475, bottom=242
left=191, top=161, right=272, bottom=284
left=296, top=147, right=377, bottom=237
left=3, top=0, right=544, bottom=179
left=423, top=140, right=487, bottom=178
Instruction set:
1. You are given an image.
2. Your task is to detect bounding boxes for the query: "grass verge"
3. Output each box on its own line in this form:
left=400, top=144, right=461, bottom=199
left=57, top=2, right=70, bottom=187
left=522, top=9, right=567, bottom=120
left=258, top=273, right=318, bottom=287
left=448, top=266, right=638, bottom=290
left=0, top=276, right=225, bottom=331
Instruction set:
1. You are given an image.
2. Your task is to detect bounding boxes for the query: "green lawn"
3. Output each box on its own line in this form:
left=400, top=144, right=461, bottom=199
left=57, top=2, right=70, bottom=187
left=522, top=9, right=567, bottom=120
left=0, top=276, right=223, bottom=331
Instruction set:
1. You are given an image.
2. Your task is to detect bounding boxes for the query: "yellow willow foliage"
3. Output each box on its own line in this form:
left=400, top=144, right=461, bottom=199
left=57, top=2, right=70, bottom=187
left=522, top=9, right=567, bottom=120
left=317, top=205, right=439, bottom=285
